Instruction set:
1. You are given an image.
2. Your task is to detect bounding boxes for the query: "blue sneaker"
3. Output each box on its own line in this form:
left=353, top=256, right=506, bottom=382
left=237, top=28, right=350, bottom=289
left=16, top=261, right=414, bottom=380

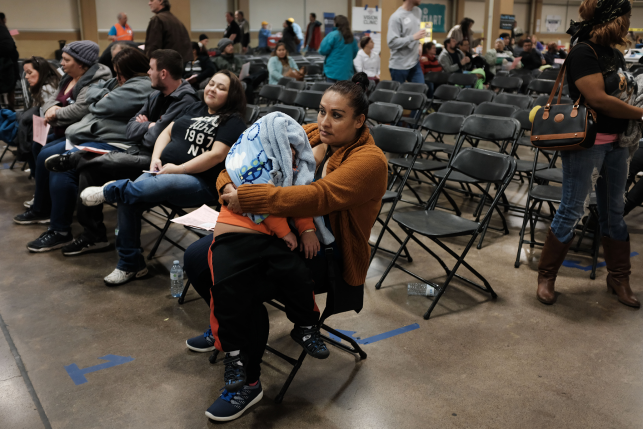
left=205, top=382, right=263, bottom=422
left=186, top=328, right=216, bottom=352
left=290, top=325, right=330, bottom=359
left=223, top=353, right=246, bottom=392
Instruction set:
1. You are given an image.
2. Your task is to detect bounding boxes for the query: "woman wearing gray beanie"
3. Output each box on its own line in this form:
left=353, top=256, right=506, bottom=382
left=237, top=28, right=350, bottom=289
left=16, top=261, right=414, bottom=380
left=14, top=40, right=112, bottom=227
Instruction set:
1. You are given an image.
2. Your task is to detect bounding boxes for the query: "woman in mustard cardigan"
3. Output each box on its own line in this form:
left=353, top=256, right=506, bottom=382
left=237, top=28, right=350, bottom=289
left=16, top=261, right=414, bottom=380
left=183, top=73, right=388, bottom=422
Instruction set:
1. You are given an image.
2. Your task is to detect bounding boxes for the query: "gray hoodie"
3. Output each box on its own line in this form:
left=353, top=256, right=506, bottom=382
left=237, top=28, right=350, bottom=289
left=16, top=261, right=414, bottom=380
left=126, top=79, right=198, bottom=151
left=65, top=76, right=154, bottom=147
left=438, top=48, right=467, bottom=73
left=387, top=6, right=422, bottom=70
left=42, top=63, right=112, bottom=126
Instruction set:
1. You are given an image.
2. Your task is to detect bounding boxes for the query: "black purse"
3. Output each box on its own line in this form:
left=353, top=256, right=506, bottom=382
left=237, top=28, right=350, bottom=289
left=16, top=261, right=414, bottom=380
left=531, top=43, right=598, bottom=151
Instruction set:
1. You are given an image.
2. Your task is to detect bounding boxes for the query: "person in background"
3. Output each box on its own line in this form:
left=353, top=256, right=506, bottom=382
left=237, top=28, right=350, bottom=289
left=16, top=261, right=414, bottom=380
left=531, top=34, right=545, bottom=51
left=519, top=38, right=546, bottom=75
left=145, top=0, right=191, bottom=62
left=543, top=42, right=567, bottom=65
left=288, top=18, right=304, bottom=53
left=447, top=17, right=475, bottom=43
left=305, top=13, right=322, bottom=53
left=387, top=0, right=425, bottom=84
left=224, top=11, right=242, bottom=54
left=511, top=21, right=524, bottom=39
left=458, top=39, right=473, bottom=62
left=499, top=32, right=512, bottom=50
left=235, top=11, right=250, bottom=54
left=420, top=42, right=442, bottom=74
left=484, top=39, right=513, bottom=76
left=214, top=38, right=267, bottom=104
left=98, top=41, right=140, bottom=75
left=198, top=34, right=209, bottom=54
left=0, top=11, right=19, bottom=111
left=258, top=22, right=271, bottom=53
left=108, top=12, right=133, bottom=42
left=353, top=36, right=380, bottom=83
left=438, top=37, right=469, bottom=73
left=185, top=41, right=215, bottom=89
left=319, top=15, right=359, bottom=83
left=281, top=20, right=299, bottom=54
left=268, top=42, right=299, bottom=85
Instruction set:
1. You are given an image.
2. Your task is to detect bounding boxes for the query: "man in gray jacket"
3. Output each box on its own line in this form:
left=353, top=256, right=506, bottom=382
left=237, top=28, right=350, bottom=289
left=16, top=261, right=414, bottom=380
left=49, top=49, right=199, bottom=256
left=438, top=37, right=471, bottom=73
left=387, top=0, right=426, bottom=83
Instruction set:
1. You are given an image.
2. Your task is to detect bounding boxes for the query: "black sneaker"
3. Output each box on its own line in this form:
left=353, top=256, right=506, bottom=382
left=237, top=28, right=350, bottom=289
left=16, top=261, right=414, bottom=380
left=223, top=353, right=247, bottom=393
left=27, top=231, right=73, bottom=253
left=186, top=327, right=216, bottom=352
left=44, top=152, right=80, bottom=172
left=205, top=381, right=263, bottom=422
left=290, top=325, right=330, bottom=359
left=14, top=210, right=50, bottom=225
left=61, top=235, right=110, bottom=256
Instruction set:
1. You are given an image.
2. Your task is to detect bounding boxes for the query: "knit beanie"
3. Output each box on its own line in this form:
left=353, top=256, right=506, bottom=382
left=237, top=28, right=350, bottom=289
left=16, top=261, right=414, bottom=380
left=218, top=38, right=233, bottom=51
left=62, top=41, right=99, bottom=66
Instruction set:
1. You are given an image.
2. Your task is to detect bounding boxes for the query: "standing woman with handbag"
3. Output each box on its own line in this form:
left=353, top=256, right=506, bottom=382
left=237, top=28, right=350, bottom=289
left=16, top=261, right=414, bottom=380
left=536, top=0, right=641, bottom=307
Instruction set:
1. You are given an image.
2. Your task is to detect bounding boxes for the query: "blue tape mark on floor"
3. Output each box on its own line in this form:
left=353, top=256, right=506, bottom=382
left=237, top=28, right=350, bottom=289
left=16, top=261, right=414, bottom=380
left=563, top=252, right=638, bottom=272
left=64, top=354, right=134, bottom=385
left=327, top=324, right=420, bottom=345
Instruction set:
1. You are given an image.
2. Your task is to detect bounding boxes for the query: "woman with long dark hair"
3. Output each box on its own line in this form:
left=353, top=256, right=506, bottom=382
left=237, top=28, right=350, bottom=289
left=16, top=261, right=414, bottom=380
left=22, top=57, right=61, bottom=112
left=267, top=42, right=300, bottom=84
left=319, top=15, right=359, bottom=82
left=447, top=17, right=475, bottom=43
left=536, top=0, right=641, bottom=308
left=80, top=70, right=248, bottom=285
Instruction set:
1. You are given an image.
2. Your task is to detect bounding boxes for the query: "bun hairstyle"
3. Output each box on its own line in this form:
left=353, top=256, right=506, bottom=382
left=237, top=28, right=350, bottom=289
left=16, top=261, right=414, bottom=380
left=326, top=72, right=370, bottom=128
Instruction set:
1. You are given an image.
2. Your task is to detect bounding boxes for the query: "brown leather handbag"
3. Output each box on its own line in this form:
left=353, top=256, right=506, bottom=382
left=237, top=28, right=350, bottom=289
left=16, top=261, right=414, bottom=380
left=530, top=43, right=597, bottom=151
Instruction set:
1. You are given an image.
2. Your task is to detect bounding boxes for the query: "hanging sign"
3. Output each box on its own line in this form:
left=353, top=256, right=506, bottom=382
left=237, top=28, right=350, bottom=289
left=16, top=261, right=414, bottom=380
left=500, top=15, right=515, bottom=30
left=352, top=6, right=381, bottom=32
left=419, top=4, right=446, bottom=33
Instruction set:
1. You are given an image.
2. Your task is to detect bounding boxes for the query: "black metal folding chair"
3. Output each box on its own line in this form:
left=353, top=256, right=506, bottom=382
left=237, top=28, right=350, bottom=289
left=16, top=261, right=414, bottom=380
left=427, top=85, right=460, bottom=111
left=489, top=76, right=523, bottom=93
left=424, top=71, right=450, bottom=86
left=435, top=100, right=475, bottom=116
left=277, top=76, right=295, bottom=86
left=244, top=104, right=260, bottom=124
left=266, top=104, right=306, bottom=124
left=286, top=80, right=306, bottom=91
left=375, top=145, right=517, bottom=320
left=533, top=94, right=573, bottom=107
left=390, top=91, right=428, bottom=128
left=310, top=81, right=333, bottom=92
left=399, top=82, right=429, bottom=93
left=257, top=84, right=283, bottom=109
left=447, top=73, right=478, bottom=87
left=375, top=80, right=401, bottom=91
left=455, top=88, right=495, bottom=105
left=527, top=79, right=557, bottom=96
left=493, top=92, right=532, bottom=109
left=277, top=88, right=300, bottom=105
left=294, top=90, right=324, bottom=123
left=367, top=102, right=404, bottom=125
left=419, top=108, right=470, bottom=157
left=368, top=89, right=396, bottom=104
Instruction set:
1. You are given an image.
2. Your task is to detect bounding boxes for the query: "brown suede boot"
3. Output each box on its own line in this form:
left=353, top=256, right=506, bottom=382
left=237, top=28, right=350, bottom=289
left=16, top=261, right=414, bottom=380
left=601, top=236, right=640, bottom=308
left=537, top=229, right=573, bottom=305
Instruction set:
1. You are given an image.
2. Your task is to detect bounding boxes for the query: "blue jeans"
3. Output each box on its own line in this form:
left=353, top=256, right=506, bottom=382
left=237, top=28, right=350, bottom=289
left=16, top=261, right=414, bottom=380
left=389, top=62, right=424, bottom=84
left=551, top=143, right=629, bottom=243
left=326, top=77, right=338, bottom=83
left=48, top=143, right=124, bottom=232
left=103, top=173, right=216, bottom=271
left=31, top=137, right=66, bottom=215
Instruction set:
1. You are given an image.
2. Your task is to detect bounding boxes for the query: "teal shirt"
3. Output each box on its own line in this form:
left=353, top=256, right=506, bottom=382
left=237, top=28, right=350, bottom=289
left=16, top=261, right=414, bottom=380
left=267, top=56, right=299, bottom=85
left=319, top=29, right=359, bottom=81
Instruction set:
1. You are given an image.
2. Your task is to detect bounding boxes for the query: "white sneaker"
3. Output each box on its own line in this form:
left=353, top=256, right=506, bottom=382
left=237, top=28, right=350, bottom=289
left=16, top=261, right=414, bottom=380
left=24, top=197, right=34, bottom=208
left=80, top=180, right=115, bottom=207
left=104, top=267, right=148, bottom=286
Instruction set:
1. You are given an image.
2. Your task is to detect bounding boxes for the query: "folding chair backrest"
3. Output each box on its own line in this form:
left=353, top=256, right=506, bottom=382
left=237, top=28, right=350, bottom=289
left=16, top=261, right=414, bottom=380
left=266, top=104, right=306, bottom=124
left=438, top=100, right=475, bottom=115
left=421, top=112, right=465, bottom=136
left=432, top=85, right=461, bottom=102
left=456, top=88, right=495, bottom=105
left=512, top=109, right=532, bottom=131
left=375, top=80, right=400, bottom=91
left=509, top=68, right=532, bottom=76
left=424, top=71, right=450, bottom=85
left=286, top=80, right=306, bottom=91
left=474, top=102, right=518, bottom=118
left=533, top=94, right=573, bottom=106
left=310, top=82, right=333, bottom=92
left=306, top=64, right=323, bottom=76
left=459, top=114, right=521, bottom=142
left=294, top=90, right=324, bottom=110
left=368, top=102, right=404, bottom=124
left=277, top=76, right=295, bottom=86
left=493, top=93, right=532, bottom=109
left=539, top=69, right=561, bottom=81
left=490, top=76, right=523, bottom=92
left=447, top=73, right=478, bottom=87
left=369, top=89, right=395, bottom=103
left=245, top=104, right=260, bottom=124
left=527, top=79, right=556, bottom=95
left=399, top=82, right=428, bottom=93
left=259, top=84, right=282, bottom=102
left=450, top=147, right=516, bottom=183
left=390, top=91, right=427, bottom=111
left=370, top=124, right=421, bottom=155
left=278, top=88, right=300, bottom=105
left=249, top=63, right=267, bottom=74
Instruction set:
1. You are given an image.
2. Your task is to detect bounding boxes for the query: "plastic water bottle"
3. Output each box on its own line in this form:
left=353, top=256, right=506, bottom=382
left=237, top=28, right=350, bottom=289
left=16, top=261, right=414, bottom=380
left=170, top=260, right=183, bottom=298
left=407, top=283, right=435, bottom=297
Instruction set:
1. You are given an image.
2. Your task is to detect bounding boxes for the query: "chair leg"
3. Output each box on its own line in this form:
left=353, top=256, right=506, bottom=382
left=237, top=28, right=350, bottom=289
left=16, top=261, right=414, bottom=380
left=375, top=234, right=412, bottom=290
left=515, top=196, right=533, bottom=268
left=0, top=144, right=9, bottom=163
left=178, top=279, right=191, bottom=304
left=147, top=209, right=177, bottom=260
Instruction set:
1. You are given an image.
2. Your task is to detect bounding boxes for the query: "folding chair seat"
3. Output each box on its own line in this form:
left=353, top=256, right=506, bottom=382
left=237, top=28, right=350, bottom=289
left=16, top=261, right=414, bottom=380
left=294, top=90, right=324, bottom=123
left=424, top=71, right=450, bottom=86
left=493, top=93, right=532, bottom=109
left=367, top=102, right=404, bottom=124
left=447, top=73, right=478, bottom=87
left=277, top=76, right=295, bottom=86
left=375, top=145, right=517, bottom=319
left=455, top=88, right=495, bottom=105
left=244, top=104, right=260, bottom=124
left=368, top=89, right=395, bottom=104
left=428, top=85, right=461, bottom=111
left=286, top=80, right=306, bottom=91
left=390, top=91, right=429, bottom=128
left=527, top=79, right=557, bottom=96
left=375, top=80, right=400, bottom=91
left=277, top=88, right=300, bottom=105
left=489, top=76, right=523, bottom=93
left=266, top=104, right=306, bottom=124
left=310, top=81, right=333, bottom=92
left=399, top=82, right=429, bottom=93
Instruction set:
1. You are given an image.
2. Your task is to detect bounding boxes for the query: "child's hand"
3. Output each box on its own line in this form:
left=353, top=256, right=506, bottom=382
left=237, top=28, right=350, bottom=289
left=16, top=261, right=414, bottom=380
left=299, top=230, right=320, bottom=259
left=282, top=231, right=298, bottom=251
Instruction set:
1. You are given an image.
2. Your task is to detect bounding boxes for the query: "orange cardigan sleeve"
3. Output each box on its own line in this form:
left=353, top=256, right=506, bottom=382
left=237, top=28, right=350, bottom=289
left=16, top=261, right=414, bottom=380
left=216, top=169, right=234, bottom=206
left=236, top=146, right=388, bottom=218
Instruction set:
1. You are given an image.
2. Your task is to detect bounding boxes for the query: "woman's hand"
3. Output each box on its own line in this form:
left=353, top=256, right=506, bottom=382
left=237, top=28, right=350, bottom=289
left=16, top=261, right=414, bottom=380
left=222, top=186, right=242, bottom=213
left=157, top=163, right=182, bottom=175
left=149, top=158, right=163, bottom=173
left=44, top=106, right=61, bottom=124
left=299, top=231, right=319, bottom=259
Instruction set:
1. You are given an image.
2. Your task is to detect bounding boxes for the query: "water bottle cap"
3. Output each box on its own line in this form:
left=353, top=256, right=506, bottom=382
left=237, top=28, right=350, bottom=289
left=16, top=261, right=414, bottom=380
left=173, top=260, right=180, bottom=265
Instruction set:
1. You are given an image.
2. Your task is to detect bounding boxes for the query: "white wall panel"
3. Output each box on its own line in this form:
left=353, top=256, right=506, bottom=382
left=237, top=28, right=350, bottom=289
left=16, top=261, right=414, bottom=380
left=191, top=0, right=229, bottom=31
left=3, top=0, right=79, bottom=30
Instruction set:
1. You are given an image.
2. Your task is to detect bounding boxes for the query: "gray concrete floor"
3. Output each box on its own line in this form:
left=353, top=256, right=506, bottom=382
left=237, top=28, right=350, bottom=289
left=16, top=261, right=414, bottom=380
left=1, top=143, right=642, bottom=429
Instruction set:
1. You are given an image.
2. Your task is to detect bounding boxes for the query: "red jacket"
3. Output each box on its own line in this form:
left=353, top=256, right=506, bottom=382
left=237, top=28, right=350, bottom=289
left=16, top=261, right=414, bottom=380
left=305, top=21, right=322, bottom=50
left=420, top=55, right=442, bottom=74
